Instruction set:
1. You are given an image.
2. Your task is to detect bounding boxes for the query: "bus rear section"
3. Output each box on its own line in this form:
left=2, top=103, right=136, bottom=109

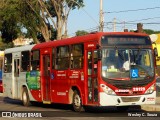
left=98, top=34, right=156, bottom=110
left=3, top=45, right=35, bottom=100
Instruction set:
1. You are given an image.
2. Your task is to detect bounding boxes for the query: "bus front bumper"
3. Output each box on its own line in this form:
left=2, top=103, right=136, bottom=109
left=99, top=91, right=156, bottom=106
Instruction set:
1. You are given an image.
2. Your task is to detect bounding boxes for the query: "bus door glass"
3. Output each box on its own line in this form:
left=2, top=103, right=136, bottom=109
left=13, top=52, right=21, bottom=99
left=14, top=59, right=20, bottom=77
left=42, top=54, right=51, bottom=102
left=87, top=50, right=98, bottom=104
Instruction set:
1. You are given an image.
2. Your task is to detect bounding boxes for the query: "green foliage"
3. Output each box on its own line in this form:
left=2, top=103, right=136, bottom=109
left=0, top=0, right=84, bottom=45
left=37, top=28, right=57, bottom=42
left=1, top=21, right=20, bottom=43
left=50, top=28, right=57, bottom=40
left=66, top=0, right=84, bottom=10
left=0, top=41, right=14, bottom=50
left=45, top=1, right=56, bottom=17
left=76, top=30, right=88, bottom=36
left=19, top=0, right=43, bottom=42
left=0, top=0, right=21, bottom=43
left=143, top=29, right=160, bottom=35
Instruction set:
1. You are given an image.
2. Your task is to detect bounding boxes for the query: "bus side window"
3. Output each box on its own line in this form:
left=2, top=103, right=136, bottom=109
left=21, top=51, right=30, bottom=72
left=94, top=50, right=98, bottom=74
left=71, top=44, right=84, bottom=69
left=52, top=48, right=55, bottom=69
left=56, top=46, right=69, bottom=69
left=88, top=52, right=92, bottom=75
left=31, top=50, right=40, bottom=70
left=4, top=54, right=12, bottom=73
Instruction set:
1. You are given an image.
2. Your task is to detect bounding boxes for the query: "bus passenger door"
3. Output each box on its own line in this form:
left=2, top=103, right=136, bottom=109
left=42, top=54, right=51, bottom=103
left=87, top=50, right=98, bottom=104
left=13, top=52, right=21, bottom=99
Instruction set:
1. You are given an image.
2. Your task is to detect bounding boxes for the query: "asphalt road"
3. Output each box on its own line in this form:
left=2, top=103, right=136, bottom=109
left=0, top=94, right=159, bottom=120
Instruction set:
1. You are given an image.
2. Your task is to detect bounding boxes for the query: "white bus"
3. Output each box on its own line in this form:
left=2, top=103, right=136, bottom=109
left=3, top=45, right=34, bottom=101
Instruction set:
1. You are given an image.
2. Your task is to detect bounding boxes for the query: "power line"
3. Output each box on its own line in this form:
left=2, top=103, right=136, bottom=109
left=105, top=6, right=160, bottom=14
left=105, top=22, right=160, bottom=25
left=70, top=0, right=99, bottom=26
left=70, top=20, right=160, bottom=36
left=68, top=21, right=160, bottom=37
left=104, top=20, right=160, bottom=32
left=126, top=16, right=160, bottom=22
left=68, top=26, right=99, bottom=37
left=69, top=16, right=160, bottom=36
left=104, top=16, right=160, bottom=25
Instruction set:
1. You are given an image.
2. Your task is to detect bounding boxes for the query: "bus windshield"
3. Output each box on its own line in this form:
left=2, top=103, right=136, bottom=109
left=102, top=48, right=154, bottom=81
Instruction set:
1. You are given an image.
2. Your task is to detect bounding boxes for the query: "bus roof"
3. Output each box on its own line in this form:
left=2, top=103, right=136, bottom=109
left=32, top=32, right=149, bottom=50
left=4, top=44, right=35, bottom=54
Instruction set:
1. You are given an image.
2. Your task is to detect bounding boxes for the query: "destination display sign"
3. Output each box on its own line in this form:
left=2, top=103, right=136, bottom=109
left=101, top=36, right=151, bottom=46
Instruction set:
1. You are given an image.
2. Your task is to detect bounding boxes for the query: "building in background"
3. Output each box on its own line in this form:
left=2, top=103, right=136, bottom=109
left=13, top=37, right=34, bottom=46
left=150, top=34, right=160, bottom=97
left=150, top=34, right=160, bottom=76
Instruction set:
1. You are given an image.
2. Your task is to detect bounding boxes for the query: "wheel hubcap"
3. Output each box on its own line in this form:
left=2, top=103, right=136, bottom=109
left=23, top=92, right=27, bottom=103
left=74, top=94, right=81, bottom=107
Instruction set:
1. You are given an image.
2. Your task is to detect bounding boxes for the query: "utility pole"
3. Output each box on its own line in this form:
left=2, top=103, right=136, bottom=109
left=113, top=17, right=116, bottom=32
left=99, top=0, right=104, bottom=32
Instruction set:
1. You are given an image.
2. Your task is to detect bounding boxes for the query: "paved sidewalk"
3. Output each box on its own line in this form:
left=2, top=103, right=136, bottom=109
left=141, top=97, right=160, bottom=111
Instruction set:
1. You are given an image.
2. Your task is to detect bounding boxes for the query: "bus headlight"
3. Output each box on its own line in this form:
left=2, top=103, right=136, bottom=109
left=100, top=84, right=116, bottom=95
left=145, top=84, right=155, bottom=94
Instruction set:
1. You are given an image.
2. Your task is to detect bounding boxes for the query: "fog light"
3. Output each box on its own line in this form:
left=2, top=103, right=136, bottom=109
left=117, top=98, right=121, bottom=103
left=142, top=98, right=145, bottom=102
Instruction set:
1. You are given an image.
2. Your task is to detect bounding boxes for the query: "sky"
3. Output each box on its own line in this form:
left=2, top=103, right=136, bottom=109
left=67, top=0, right=160, bottom=36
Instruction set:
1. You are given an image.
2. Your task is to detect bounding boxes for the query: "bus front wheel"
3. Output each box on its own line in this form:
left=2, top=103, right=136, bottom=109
left=72, top=90, right=84, bottom=112
left=22, top=87, right=30, bottom=106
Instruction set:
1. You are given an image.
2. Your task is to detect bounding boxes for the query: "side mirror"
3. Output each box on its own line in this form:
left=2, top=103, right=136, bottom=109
left=154, top=48, right=158, bottom=57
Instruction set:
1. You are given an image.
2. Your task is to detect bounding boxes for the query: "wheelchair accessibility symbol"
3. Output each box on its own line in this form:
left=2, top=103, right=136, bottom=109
left=131, top=69, right=138, bottom=78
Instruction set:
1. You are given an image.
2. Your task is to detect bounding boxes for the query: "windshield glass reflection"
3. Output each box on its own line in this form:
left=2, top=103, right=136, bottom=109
left=102, top=48, right=154, bottom=81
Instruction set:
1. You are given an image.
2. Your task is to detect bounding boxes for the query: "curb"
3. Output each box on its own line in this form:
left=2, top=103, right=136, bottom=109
left=141, top=97, right=160, bottom=111
left=141, top=105, right=160, bottom=111
left=0, top=93, right=3, bottom=97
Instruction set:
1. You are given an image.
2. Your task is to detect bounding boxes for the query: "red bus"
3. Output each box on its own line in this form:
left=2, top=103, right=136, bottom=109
left=3, top=32, right=156, bottom=111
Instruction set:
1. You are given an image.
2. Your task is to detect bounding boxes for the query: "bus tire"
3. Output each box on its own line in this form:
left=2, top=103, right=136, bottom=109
left=22, top=87, right=30, bottom=106
left=72, top=90, right=84, bottom=112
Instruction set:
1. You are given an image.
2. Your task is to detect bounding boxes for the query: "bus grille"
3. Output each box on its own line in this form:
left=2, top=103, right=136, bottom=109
left=121, top=97, right=140, bottom=102
left=117, top=91, right=143, bottom=96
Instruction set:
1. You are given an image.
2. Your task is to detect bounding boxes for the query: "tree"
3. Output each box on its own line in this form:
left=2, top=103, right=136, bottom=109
left=38, top=0, right=84, bottom=40
left=20, top=0, right=51, bottom=43
left=0, top=0, right=84, bottom=44
left=1, top=21, right=20, bottom=43
left=76, top=30, right=88, bottom=36
left=0, top=0, right=21, bottom=43
left=23, top=0, right=84, bottom=41
left=143, top=29, right=160, bottom=35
